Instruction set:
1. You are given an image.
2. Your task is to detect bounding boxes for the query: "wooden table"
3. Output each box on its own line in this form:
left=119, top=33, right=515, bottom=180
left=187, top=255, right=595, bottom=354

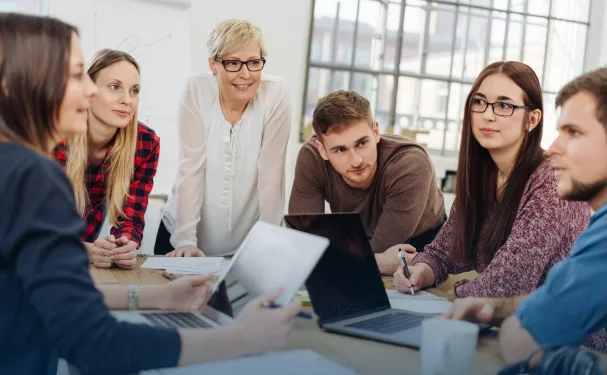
left=89, top=257, right=503, bottom=374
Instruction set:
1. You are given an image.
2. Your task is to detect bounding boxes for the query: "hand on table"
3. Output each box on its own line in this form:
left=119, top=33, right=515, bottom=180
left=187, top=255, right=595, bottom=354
left=91, top=237, right=117, bottom=268
left=166, top=245, right=206, bottom=257
left=376, top=244, right=417, bottom=274
left=442, top=297, right=495, bottom=324
left=155, top=275, right=214, bottom=310
left=108, top=235, right=138, bottom=269
left=393, top=264, right=426, bottom=294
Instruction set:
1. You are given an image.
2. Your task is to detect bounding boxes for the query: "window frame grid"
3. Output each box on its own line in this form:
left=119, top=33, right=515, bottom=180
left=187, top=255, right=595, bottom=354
left=301, top=0, right=591, bottom=156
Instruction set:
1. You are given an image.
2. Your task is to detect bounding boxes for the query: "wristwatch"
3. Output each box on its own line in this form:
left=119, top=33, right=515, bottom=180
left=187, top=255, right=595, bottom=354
left=453, top=278, right=469, bottom=298
left=127, top=284, right=139, bottom=311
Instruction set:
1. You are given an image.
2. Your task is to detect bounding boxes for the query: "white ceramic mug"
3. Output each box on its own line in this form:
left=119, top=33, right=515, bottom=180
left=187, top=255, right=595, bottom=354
left=421, top=318, right=480, bottom=375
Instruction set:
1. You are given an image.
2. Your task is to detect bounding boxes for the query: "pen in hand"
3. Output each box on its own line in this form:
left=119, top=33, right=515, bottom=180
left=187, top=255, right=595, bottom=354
left=261, top=300, right=313, bottom=319
left=398, top=249, right=415, bottom=295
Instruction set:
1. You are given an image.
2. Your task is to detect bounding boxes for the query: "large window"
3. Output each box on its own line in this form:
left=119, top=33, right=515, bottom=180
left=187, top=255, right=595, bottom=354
left=0, top=0, right=40, bottom=14
left=302, top=0, right=591, bottom=155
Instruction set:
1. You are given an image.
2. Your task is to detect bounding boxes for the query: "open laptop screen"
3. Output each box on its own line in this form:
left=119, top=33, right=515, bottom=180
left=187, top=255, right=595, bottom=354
left=284, top=213, right=391, bottom=325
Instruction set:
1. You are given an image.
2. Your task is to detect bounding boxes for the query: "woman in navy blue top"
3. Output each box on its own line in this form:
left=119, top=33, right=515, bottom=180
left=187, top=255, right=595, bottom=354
left=0, top=13, right=301, bottom=375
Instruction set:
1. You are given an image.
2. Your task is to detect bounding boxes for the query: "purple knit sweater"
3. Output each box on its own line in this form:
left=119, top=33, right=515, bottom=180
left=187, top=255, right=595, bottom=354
left=413, top=160, right=591, bottom=298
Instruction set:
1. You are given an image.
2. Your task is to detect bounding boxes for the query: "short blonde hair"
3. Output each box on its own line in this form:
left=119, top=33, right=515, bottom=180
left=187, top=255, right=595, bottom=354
left=207, top=19, right=266, bottom=59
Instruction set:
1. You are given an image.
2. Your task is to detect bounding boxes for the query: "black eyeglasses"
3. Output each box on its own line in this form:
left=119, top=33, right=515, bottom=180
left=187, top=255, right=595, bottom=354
left=470, top=98, right=530, bottom=117
left=214, top=57, right=266, bottom=72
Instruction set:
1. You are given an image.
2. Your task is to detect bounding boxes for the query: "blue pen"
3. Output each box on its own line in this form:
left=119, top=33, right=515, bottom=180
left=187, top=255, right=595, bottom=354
left=261, top=300, right=313, bottom=319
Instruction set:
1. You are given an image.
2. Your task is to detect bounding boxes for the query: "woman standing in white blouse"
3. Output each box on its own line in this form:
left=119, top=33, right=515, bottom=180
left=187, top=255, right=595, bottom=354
left=155, top=19, right=291, bottom=256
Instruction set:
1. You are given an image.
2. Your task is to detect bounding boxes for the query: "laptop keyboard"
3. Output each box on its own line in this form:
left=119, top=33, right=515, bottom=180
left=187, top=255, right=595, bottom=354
left=141, top=312, right=214, bottom=329
left=346, top=311, right=425, bottom=334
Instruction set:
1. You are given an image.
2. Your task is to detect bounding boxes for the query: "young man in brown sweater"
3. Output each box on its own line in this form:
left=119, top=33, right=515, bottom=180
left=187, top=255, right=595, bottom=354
left=289, top=90, right=446, bottom=274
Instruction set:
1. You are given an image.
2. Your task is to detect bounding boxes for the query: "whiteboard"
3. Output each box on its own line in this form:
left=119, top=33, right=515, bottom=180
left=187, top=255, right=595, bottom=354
left=46, top=0, right=192, bottom=195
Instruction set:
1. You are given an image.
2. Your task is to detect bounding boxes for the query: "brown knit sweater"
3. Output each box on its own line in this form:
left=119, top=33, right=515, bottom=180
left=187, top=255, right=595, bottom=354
left=289, top=135, right=445, bottom=253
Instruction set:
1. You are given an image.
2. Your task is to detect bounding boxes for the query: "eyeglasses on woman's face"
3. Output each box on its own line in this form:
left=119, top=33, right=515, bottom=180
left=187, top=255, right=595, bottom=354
left=470, top=97, right=530, bottom=117
left=214, top=57, right=266, bottom=72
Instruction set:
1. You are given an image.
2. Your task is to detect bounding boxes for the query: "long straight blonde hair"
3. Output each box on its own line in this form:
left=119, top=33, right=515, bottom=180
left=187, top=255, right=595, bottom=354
left=65, top=49, right=140, bottom=227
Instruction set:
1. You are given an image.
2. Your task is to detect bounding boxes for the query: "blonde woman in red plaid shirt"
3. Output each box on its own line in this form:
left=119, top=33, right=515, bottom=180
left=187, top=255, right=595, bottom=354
left=55, top=49, right=159, bottom=269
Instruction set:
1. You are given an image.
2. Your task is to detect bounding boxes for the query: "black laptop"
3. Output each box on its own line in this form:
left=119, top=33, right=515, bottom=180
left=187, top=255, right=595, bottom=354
left=284, top=212, right=432, bottom=348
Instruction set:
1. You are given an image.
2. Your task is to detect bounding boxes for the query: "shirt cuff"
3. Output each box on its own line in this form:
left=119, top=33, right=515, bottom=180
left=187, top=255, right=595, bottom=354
left=111, top=230, right=141, bottom=249
left=174, top=240, right=198, bottom=250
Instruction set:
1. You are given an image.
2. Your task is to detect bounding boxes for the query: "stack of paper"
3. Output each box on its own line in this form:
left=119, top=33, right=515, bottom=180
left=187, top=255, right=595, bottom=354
left=141, top=257, right=228, bottom=276
left=386, top=289, right=452, bottom=314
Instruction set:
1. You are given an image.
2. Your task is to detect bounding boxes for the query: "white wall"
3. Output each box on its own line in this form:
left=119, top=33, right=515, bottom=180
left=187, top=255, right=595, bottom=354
left=188, top=0, right=313, bottom=201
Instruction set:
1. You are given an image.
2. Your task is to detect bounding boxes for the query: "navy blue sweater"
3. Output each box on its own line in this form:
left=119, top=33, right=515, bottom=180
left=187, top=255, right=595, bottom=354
left=0, top=143, right=181, bottom=374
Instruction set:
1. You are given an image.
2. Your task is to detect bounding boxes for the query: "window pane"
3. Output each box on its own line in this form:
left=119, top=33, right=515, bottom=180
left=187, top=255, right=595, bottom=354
left=351, top=73, right=376, bottom=103
left=303, top=68, right=333, bottom=130
left=505, top=14, right=524, bottom=61
left=527, top=0, right=550, bottom=16
left=395, top=76, right=420, bottom=133
left=551, top=0, right=590, bottom=22
left=541, top=93, right=558, bottom=149
left=420, top=79, right=451, bottom=152
left=381, top=2, right=402, bottom=71
left=400, top=3, right=427, bottom=74
left=304, top=0, right=590, bottom=154
left=424, top=3, right=457, bottom=77
left=0, top=0, right=37, bottom=13
left=522, top=17, right=548, bottom=84
left=353, top=0, right=390, bottom=70
left=447, top=82, right=469, bottom=125
left=0, top=2, right=17, bottom=12
left=454, top=7, right=491, bottom=81
left=376, top=75, right=395, bottom=133
left=311, top=0, right=358, bottom=64
left=329, top=71, right=351, bottom=92
left=469, top=0, right=492, bottom=7
left=493, top=0, right=508, bottom=11
left=487, top=11, right=506, bottom=64
left=351, top=73, right=391, bottom=129
left=544, top=21, right=586, bottom=92
left=419, top=79, right=449, bottom=119
left=444, top=82, right=471, bottom=152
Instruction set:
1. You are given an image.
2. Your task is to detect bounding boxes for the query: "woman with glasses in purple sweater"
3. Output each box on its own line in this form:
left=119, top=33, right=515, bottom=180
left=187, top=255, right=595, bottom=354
left=394, top=61, right=590, bottom=299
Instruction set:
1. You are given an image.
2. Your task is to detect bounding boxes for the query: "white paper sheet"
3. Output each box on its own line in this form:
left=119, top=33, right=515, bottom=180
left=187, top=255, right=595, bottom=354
left=143, top=350, right=357, bottom=375
left=141, top=257, right=224, bottom=275
left=386, top=290, right=452, bottom=314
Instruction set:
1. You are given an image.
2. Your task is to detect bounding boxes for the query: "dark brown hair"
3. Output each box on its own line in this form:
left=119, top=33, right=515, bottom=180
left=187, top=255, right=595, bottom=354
left=0, top=13, right=77, bottom=153
left=555, top=67, right=607, bottom=131
left=312, top=90, right=373, bottom=137
left=452, top=61, right=545, bottom=264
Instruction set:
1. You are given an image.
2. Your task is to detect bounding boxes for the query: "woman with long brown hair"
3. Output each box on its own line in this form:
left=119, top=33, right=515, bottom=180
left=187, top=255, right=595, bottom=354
left=0, top=12, right=300, bottom=375
left=394, top=61, right=590, bottom=298
left=55, top=49, right=157, bottom=269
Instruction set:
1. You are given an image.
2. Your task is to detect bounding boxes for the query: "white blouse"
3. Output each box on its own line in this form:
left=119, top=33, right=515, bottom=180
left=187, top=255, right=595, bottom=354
left=162, top=72, right=291, bottom=256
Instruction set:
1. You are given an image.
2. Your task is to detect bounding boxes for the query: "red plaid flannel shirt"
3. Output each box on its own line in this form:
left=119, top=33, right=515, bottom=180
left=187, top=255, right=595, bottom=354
left=54, top=122, right=159, bottom=247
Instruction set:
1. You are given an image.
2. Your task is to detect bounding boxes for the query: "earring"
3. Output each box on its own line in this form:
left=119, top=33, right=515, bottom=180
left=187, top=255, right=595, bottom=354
left=528, top=128, right=532, bottom=133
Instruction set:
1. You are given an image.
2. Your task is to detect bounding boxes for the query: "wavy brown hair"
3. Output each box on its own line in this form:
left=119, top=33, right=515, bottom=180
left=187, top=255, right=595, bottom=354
left=0, top=13, right=77, bottom=152
left=451, top=61, right=545, bottom=264
left=65, top=49, right=140, bottom=226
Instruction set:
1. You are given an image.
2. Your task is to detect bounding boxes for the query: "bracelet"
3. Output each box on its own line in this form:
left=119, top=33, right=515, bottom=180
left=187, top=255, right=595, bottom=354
left=453, top=278, right=469, bottom=298
left=127, top=284, right=139, bottom=311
